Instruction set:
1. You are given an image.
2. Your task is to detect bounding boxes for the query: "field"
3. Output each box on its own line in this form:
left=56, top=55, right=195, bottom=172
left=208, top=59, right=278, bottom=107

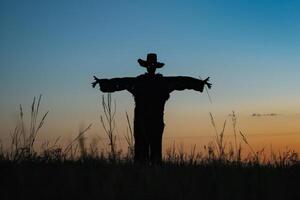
left=1, top=156, right=300, bottom=200
left=0, top=95, right=299, bottom=200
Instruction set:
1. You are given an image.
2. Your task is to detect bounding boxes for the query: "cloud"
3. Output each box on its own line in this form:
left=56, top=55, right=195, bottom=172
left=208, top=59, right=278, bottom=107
left=251, top=113, right=280, bottom=117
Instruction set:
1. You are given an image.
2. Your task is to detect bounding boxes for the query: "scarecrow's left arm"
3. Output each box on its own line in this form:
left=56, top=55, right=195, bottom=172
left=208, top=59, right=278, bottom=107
left=92, top=76, right=136, bottom=93
left=166, top=76, right=211, bottom=92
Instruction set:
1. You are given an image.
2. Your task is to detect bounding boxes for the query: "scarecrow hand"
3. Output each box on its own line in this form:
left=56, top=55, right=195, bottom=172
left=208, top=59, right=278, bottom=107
left=92, top=76, right=101, bottom=88
left=203, top=77, right=212, bottom=89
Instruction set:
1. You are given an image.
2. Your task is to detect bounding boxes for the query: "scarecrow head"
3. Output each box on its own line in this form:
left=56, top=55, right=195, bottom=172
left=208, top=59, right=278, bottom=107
left=138, top=53, right=164, bottom=75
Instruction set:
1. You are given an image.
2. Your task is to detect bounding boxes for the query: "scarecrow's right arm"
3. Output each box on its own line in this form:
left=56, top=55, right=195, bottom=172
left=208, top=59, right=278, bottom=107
left=92, top=76, right=136, bottom=92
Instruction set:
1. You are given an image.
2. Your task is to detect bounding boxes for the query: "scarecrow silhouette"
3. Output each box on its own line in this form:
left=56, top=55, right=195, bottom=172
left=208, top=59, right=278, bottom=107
left=92, top=53, right=212, bottom=164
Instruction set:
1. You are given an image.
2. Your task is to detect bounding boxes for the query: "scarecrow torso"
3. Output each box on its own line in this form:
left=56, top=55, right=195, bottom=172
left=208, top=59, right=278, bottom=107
left=129, top=73, right=170, bottom=122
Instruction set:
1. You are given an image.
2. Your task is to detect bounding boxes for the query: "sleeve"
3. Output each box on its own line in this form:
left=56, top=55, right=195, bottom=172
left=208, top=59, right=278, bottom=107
left=165, top=76, right=205, bottom=92
left=98, top=77, right=136, bottom=93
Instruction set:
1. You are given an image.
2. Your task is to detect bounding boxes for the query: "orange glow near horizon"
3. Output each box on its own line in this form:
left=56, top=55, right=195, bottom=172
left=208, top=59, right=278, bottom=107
left=3, top=110, right=300, bottom=158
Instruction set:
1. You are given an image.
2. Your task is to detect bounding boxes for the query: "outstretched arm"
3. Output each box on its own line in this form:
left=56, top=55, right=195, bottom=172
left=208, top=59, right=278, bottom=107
left=92, top=76, right=136, bottom=93
left=166, top=76, right=212, bottom=92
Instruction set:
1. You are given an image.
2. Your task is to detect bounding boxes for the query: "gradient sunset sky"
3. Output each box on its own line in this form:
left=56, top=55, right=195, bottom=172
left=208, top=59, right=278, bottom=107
left=1, top=0, right=300, bottom=152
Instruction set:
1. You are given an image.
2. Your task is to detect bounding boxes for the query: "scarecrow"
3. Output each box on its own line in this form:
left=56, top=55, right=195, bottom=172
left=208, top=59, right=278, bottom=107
left=92, top=53, right=212, bottom=163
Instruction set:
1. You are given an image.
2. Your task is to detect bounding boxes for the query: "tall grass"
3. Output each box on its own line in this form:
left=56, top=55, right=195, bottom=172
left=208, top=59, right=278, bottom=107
left=1, top=96, right=299, bottom=200
left=9, top=95, right=49, bottom=161
left=63, top=124, right=92, bottom=158
left=1, top=95, right=299, bottom=167
left=100, top=93, right=122, bottom=160
left=124, top=111, right=134, bottom=159
left=209, top=112, right=227, bottom=161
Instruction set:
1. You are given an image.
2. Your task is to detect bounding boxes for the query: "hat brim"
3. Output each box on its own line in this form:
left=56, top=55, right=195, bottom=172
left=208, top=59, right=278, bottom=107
left=138, top=59, right=164, bottom=68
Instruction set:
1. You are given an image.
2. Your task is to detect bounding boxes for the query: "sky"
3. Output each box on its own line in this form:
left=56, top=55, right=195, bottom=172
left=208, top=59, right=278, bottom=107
left=1, top=0, right=300, bottom=153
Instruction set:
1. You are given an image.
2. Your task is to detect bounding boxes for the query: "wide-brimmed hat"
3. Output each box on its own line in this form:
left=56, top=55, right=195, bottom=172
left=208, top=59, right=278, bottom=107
left=137, top=53, right=165, bottom=68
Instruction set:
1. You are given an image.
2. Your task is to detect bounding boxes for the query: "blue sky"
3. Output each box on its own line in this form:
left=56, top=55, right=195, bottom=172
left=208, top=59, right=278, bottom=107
left=1, top=0, right=300, bottom=145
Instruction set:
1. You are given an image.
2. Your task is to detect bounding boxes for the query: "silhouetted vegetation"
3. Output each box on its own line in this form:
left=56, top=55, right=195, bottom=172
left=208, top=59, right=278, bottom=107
left=0, top=95, right=299, bottom=200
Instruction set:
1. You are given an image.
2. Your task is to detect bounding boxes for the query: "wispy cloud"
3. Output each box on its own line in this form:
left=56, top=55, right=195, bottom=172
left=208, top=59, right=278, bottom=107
left=251, top=113, right=280, bottom=117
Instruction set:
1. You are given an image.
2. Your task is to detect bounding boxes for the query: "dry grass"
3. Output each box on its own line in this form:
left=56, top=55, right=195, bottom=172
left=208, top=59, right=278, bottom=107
left=100, top=94, right=120, bottom=160
left=1, top=95, right=300, bottom=200
left=124, top=111, right=134, bottom=159
left=1, top=94, right=299, bottom=167
left=9, top=95, right=49, bottom=161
